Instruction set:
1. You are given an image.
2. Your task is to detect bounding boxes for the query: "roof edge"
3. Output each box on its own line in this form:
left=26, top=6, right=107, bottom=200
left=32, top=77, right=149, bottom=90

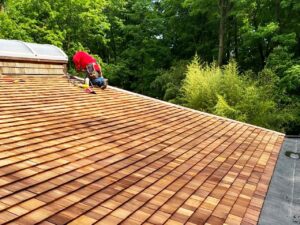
left=0, top=56, right=68, bottom=64
left=73, top=75, right=285, bottom=136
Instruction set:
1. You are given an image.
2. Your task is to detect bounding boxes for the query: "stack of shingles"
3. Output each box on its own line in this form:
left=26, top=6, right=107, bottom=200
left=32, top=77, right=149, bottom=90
left=0, top=75, right=284, bottom=225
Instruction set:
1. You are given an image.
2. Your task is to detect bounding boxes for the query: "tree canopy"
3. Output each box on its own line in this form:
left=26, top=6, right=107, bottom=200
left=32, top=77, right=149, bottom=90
left=0, top=0, right=299, bottom=133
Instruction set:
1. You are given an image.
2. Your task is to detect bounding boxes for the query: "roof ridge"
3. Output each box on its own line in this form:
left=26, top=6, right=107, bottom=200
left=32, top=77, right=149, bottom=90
left=108, top=85, right=285, bottom=136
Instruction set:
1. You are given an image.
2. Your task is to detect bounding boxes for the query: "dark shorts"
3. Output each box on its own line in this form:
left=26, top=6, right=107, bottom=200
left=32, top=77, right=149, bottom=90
left=91, top=77, right=105, bottom=87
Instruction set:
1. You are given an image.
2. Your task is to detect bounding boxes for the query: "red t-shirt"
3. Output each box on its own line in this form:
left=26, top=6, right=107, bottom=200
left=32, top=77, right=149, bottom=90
left=73, top=51, right=101, bottom=72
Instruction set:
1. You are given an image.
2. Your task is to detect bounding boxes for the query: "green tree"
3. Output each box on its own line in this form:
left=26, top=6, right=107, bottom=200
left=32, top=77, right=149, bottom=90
left=4, top=0, right=110, bottom=57
left=151, top=60, right=188, bottom=102
left=183, top=0, right=234, bottom=66
left=0, top=0, right=299, bottom=133
left=106, top=0, right=171, bottom=95
left=182, top=56, right=292, bottom=131
left=0, top=0, right=5, bottom=11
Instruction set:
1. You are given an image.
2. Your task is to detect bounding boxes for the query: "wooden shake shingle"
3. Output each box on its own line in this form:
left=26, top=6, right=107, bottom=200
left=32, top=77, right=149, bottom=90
left=0, top=75, right=284, bottom=225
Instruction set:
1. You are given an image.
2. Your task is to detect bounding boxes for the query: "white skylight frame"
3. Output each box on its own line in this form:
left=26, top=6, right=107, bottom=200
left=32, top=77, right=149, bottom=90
left=0, top=39, right=68, bottom=62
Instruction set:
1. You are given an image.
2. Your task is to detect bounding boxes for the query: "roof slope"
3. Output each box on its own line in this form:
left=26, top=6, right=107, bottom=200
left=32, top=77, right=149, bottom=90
left=0, top=75, right=284, bottom=225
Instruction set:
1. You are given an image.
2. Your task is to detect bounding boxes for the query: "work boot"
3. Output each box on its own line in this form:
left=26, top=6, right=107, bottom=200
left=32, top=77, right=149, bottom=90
left=101, top=79, right=108, bottom=90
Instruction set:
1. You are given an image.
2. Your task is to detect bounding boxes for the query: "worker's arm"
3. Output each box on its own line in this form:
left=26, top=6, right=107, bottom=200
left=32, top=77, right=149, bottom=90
left=96, top=64, right=103, bottom=77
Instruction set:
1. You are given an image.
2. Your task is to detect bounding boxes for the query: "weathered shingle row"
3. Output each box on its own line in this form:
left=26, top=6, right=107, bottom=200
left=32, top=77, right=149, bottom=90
left=0, top=75, right=284, bottom=225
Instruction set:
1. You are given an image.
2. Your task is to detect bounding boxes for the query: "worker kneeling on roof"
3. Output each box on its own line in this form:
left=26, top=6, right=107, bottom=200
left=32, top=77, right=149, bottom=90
left=73, top=51, right=107, bottom=89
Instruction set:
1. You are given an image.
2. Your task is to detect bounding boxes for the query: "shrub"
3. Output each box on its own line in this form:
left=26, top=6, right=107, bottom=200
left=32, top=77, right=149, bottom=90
left=151, top=60, right=188, bottom=101
left=181, top=56, right=291, bottom=132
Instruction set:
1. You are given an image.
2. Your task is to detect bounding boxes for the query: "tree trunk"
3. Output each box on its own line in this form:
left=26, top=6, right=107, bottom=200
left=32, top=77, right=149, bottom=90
left=275, top=0, right=280, bottom=24
left=234, top=17, right=238, bottom=60
left=218, top=0, right=229, bottom=67
left=258, top=42, right=265, bottom=69
left=296, top=36, right=300, bottom=58
left=110, top=25, right=117, bottom=63
left=0, top=1, right=4, bottom=12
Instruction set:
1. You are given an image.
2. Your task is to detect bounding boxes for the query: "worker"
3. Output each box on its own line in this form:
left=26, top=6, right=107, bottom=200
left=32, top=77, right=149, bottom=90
left=73, top=51, right=107, bottom=89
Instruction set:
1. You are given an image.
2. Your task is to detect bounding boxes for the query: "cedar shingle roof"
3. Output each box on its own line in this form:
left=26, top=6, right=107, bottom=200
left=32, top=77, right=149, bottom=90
left=0, top=75, right=284, bottom=225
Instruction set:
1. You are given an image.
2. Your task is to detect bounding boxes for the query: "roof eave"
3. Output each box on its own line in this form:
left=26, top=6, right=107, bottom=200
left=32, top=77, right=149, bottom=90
left=0, top=56, right=68, bottom=64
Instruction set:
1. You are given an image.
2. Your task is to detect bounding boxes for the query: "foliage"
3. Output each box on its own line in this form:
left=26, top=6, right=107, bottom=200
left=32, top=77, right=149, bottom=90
left=280, top=65, right=300, bottom=95
left=182, top=57, right=292, bottom=131
left=0, top=0, right=299, bottom=133
left=266, top=46, right=295, bottom=77
left=151, top=60, right=188, bottom=101
left=2, top=0, right=110, bottom=57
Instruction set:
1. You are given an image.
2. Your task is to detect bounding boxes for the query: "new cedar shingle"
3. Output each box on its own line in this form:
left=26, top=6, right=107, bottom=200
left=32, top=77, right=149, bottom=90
left=0, top=75, right=284, bottom=225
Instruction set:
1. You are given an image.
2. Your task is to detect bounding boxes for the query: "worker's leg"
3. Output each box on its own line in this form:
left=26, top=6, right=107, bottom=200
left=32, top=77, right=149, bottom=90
left=101, top=78, right=108, bottom=89
left=85, top=77, right=90, bottom=86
